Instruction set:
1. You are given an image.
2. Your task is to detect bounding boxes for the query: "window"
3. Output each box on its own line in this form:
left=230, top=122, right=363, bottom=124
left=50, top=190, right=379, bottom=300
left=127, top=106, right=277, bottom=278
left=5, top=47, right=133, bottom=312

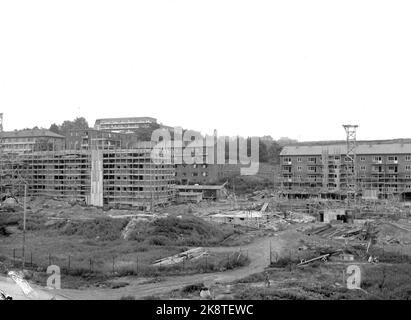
left=308, top=157, right=316, bottom=163
left=283, top=157, right=292, bottom=163
left=297, top=166, right=302, bottom=171
left=388, top=156, right=398, bottom=162
left=406, top=156, right=411, bottom=162
left=297, top=157, right=302, bottom=162
left=360, top=157, right=366, bottom=162
left=308, top=166, right=316, bottom=172
left=360, top=166, right=366, bottom=171
left=406, top=175, right=411, bottom=179
left=406, top=166, right=411, bottom=171
left=373, top=156, right=382, bottom=162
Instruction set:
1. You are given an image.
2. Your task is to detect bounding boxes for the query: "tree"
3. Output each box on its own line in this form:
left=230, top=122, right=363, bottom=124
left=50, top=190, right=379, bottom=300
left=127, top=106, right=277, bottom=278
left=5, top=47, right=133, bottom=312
left=258, top=140, right=269, bottom=163
left=267, top=141, right=282, bottom=164
left=277, top=137, right=298, bottom=146
left=33, top=138, right=54, bottom=151
left=49, top=123, right=61, bottom=135
left=59, top=117, right=90, bottom=136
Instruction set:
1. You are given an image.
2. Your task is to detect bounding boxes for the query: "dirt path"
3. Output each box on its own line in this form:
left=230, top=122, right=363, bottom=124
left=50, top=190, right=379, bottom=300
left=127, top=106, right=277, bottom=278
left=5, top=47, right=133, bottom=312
left=0, top=231, right=290, bottom=300
left=53, top=233, right=288, bottom=300
left=0, top=276, right=63, bottom=300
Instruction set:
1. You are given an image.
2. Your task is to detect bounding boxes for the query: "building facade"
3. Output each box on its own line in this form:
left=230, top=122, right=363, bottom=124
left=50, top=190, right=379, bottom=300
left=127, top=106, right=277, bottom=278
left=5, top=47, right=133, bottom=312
left=94, top=117, right=158, bottom=133
left=0, top=143, right=175, bottom=209
left=65, top=129, right=138, bottom=150
left=280, top=140, right=411, bottom=200
left=172, top=135, right=241, bottom=185
left=0, top=129, right=65, bottom=153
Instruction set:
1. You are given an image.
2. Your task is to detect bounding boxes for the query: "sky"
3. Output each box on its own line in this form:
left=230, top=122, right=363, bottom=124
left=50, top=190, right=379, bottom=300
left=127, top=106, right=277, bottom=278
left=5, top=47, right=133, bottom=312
left=1, top=1, right=411, bottom=141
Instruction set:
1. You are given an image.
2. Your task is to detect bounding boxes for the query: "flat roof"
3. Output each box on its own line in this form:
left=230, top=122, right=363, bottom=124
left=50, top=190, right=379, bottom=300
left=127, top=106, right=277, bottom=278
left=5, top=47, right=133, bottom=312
left=281, top=142, right=411, bottom=156
left=95, top=117, right=157, bottom=123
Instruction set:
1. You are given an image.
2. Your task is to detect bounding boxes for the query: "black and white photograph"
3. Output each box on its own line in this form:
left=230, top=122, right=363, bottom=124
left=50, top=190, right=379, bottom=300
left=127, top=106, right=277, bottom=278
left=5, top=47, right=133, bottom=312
left=0, top=0, right=410, bottom=313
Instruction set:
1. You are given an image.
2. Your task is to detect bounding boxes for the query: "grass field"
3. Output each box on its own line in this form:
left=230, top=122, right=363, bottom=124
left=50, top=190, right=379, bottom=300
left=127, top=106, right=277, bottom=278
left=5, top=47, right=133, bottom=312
left=0, top=212, right=250, bottom=289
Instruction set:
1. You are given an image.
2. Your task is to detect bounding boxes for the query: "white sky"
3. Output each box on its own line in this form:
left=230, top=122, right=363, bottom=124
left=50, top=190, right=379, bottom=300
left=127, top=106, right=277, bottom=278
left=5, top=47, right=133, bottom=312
left=1, top=1, right=411, bottom=141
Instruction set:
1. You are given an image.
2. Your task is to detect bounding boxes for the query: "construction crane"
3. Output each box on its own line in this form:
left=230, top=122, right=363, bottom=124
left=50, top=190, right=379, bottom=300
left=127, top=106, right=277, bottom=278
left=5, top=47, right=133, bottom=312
left=343, top=125, right=359, bottom=220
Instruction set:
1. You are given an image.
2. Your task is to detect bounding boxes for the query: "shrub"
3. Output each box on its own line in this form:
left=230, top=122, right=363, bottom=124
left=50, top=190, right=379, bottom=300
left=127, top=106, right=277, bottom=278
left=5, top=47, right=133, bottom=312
left=182, top=283, right=204, bottom=294
left=0, top=225, right=10, bottom=236
left=126, top=215, right=234, bottom=247
left=147, top=235, right=169, bottom=246
left=61, top=218, right=129, bottom=241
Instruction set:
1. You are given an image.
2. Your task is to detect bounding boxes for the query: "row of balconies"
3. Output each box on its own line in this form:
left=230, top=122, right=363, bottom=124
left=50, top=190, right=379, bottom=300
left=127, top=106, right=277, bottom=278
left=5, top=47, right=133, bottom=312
left=282, top=156, right=411, bottom=166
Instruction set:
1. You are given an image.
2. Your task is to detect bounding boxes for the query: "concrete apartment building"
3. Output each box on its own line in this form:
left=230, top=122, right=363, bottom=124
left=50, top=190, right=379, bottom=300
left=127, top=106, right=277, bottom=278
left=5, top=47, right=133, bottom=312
left=0, top=129, right=65, bottom=153
left=94, top=117, right=158, bottom=134
left=280, top=140, right=411, bottom=200
left=0, top=142, right=175, bottom=209
left=65, top=129, right=138, bottom=150
left=175, top=163, right=240, bottom=185
left=173, top=134, right=241, bottom=185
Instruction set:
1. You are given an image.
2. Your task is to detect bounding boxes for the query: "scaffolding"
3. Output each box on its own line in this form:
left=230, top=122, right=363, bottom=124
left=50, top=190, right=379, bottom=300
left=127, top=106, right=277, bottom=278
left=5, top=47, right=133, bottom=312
left=0, top=146, right=175, bottom=209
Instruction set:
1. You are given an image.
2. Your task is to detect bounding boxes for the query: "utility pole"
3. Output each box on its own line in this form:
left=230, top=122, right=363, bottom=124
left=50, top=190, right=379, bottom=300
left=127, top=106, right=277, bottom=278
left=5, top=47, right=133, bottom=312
left=22, top=183, right=27, bottom=270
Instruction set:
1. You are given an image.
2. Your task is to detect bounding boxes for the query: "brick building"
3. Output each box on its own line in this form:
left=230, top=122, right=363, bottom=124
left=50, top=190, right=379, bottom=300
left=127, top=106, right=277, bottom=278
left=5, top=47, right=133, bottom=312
left=65, top=129, right=138, bottom=150
left=280, top=140, right=411, bottom=200
left=0, top=129, right=65, bottom=153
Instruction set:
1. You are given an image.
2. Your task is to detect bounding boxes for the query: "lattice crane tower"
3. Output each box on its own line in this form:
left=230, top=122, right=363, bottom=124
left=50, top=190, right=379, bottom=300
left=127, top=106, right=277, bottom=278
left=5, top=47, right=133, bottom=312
left=343, top=124, right=359, bottom=206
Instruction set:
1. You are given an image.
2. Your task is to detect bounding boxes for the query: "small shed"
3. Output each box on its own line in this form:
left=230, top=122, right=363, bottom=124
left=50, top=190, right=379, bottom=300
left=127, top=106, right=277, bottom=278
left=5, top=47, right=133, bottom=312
left=176, top=192, right=203, bottom=204
left=320, top=208, right=347, bottom=223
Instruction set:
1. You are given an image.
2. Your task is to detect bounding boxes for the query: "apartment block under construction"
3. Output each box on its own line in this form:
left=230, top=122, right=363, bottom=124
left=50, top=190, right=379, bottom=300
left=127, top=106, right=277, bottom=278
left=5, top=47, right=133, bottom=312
left=280, top=139, right=411, bottom=201
left=0, top=143, right=175, bottom=209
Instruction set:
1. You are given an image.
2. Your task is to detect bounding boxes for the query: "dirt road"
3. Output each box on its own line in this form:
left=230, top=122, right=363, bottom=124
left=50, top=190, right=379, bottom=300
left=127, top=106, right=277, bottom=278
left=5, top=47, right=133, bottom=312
left=0, top=231, right=289, bottom=300
left=53, top=233, right=288, bottom=300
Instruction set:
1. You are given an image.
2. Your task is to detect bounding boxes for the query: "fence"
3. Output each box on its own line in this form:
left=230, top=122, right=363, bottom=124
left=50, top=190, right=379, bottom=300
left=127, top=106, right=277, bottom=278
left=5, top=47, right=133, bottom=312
left=1, top=248, right=250, bottom=277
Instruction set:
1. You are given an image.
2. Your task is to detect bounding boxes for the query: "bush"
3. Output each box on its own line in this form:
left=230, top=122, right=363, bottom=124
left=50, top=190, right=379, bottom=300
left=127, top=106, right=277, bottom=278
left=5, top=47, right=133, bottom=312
left=270, top=256, right=299, bottom=268
left=182, top=283, right=204, bottom=294
left=127, top=215, right=234, bottom=247
left=0, top=225, right=10, bottom=236
left=61, top=218, right=129, bottom=241
left=148, top=235, right=169, bottom=246
left=0, top=213, right=20, bottom=226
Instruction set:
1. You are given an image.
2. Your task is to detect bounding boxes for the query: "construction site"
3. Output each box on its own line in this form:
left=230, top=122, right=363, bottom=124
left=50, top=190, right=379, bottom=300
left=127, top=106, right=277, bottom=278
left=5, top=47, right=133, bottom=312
left=1, top=119, right=410, bottom=300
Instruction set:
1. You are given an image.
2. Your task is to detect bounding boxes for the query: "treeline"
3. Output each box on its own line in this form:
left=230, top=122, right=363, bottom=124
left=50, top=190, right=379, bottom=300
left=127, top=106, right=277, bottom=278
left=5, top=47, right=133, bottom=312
left=49, top=117, right=89, bottom=136
left=222, top=136, right=298, bottom=165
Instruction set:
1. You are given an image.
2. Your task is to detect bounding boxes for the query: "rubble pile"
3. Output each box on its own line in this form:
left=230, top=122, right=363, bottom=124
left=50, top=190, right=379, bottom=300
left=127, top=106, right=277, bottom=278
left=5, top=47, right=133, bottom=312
left=152, top=248, right=208, bottom=267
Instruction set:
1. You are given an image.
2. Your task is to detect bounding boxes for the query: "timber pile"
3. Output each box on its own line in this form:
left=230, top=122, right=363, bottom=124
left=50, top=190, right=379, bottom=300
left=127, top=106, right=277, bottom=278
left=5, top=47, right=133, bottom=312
left=152, top=248, right=208, bottom=267
left=307, top=224, right=365, bottom=240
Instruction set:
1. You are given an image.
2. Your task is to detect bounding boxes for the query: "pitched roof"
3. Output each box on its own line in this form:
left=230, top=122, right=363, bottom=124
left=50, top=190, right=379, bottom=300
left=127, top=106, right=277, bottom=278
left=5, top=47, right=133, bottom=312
left=0, top=129, right=65, bottom=139
left=281, top=142, right=411, bottom=156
